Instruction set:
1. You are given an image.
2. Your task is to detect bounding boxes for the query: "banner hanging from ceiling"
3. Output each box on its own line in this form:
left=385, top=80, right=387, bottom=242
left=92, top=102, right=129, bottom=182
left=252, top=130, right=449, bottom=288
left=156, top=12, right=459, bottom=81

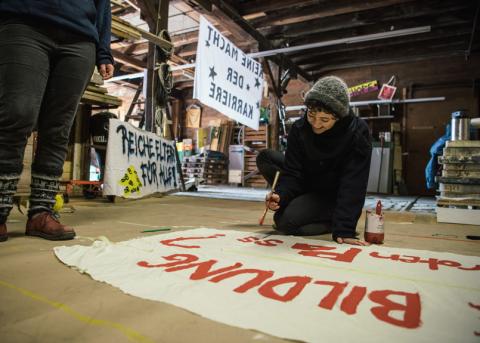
left=194, top=16, right=263, bottom=130
left=55, top=228, right=480, bottom=343
left=103, top=119, right=179, bottom=198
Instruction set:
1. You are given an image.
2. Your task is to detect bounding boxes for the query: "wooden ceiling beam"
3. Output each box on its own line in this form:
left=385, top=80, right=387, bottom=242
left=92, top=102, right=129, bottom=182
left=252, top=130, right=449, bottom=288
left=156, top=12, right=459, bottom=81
left=250, top=0, right=417, bottom=28
left=189, top=0, right=310, bottom=80
left=290, top=27, right=472, bottom=65
left=262, top=0, right=469, bottom=39
left=171, top=30, right=201, bottom=46
left=176, top=40, right=253, bottom=58
left=305, top=40, right=468, bottom=74
left=234, top=0, right=318, bottom=16
left=171, top=28, right=234, bottom=46
left=135, top=0, right=157, bottom=30
left=310, top=51, right=473, bottom=76
left=284, top=12, right=471, bottom=48
left=112, top=50, right=147, bottom=70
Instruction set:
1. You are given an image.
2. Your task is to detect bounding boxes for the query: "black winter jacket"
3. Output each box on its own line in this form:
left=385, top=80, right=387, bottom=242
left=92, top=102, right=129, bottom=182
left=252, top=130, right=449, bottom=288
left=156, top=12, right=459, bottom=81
left=275, top=114, right=372, bottom=240
left=0, top=0, right=113, bottom=66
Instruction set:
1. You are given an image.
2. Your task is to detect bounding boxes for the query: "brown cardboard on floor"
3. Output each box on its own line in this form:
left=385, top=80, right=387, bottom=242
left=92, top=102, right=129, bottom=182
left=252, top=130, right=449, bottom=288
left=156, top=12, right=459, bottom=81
left=0, top=196, right=479, bottom=342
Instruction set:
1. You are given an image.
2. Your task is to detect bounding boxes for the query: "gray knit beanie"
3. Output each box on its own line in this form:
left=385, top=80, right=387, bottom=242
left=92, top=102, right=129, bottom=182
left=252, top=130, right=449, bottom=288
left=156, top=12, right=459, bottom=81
left=304, top=76, right=350, bottom=118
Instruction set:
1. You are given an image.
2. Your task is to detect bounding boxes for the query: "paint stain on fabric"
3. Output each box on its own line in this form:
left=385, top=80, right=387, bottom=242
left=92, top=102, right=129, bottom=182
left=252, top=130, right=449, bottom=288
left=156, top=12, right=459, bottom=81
left=119, top=165, right=143, bottom=197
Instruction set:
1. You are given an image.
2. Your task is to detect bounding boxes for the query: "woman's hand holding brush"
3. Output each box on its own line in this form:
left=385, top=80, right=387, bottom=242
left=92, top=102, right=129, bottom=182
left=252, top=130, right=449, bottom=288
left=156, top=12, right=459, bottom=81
left=259, top=171, right=280, bottom=225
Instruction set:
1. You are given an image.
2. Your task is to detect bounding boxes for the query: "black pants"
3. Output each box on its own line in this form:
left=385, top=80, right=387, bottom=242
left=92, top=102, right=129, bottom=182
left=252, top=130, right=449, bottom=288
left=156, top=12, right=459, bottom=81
left=256, top=149, right=335, bottom=236
left=0, top=17, right=95, bottom=176
left=0, top=17, right=95, bottom=222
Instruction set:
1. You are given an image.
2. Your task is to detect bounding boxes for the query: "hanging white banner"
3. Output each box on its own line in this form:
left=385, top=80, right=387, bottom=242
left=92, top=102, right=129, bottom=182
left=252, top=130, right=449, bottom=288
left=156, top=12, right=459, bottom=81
left=103, top=119, right=179, bottom=198
left=193, top=16, right=263, bottom=130
left=55, top=228, right=480, bottom=343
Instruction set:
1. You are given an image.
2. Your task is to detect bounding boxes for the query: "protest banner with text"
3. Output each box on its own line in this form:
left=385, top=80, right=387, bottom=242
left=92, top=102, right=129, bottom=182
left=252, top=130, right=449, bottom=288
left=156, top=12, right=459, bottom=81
left=194, top=16, right=263, bottom=130
left=55, top=228, right=480, bottom=343
left=103, top=119, right=178, bottom=198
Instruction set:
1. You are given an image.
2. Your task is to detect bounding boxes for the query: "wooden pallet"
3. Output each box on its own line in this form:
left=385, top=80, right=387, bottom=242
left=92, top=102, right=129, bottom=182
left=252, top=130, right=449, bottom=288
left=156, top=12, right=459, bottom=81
left=437, top=197, right=480, bottom=208
left=242, top=124, right=268, bottom=188
left=182, top=154, right=228, bottom=185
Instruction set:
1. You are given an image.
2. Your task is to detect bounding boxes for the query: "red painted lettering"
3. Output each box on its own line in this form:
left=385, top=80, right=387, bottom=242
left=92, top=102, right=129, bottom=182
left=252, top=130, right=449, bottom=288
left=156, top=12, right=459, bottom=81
left=256, top=239, right=284, bottom=247
left=469, top=301, right=480, bottom=336
left=237, top=236, right=284, bottom=247
left=237, top=236, right=260, bottom=243
left=340, top=286, right=367, bottom=315
left=160, top=234, right=226, bottom=248
left=398, top=255, right=422, bottom=263
left=457, top=265, right=480, bottom=271
left=209, top=269, right=274, bottom=293
left=258, top=276, right=312, bottom=302
left=369, top=290, right=421, bottom=329
left=165, top=260, right=243, bottom=280
left=370, top=252, right=478, bottom=271
left=419, top=258, right=462, bottom=271
left=314, top=281, right=348, bottom=310
left=137, top=253, right=198, bottom=268
left=469, top=302, right=480, bottom=310
left=292, top=243, right=362, bottom=262
left=370, top=252, right=401, bottom=261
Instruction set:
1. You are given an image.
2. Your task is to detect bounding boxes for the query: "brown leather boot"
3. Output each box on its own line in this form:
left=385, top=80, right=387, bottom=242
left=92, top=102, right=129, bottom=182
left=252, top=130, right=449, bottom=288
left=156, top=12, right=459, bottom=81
left=0, top=223, right=7, bottom=242
left=26, top=212, right=75, bottom=240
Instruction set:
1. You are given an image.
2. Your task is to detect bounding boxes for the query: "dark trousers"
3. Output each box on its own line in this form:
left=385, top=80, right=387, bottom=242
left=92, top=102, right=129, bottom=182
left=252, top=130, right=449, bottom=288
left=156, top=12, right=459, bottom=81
left=256, top=149, right=334, bottom=236
left=0, top=17, right=95, bottom=176
left=0, top=18, right=95, bottom=222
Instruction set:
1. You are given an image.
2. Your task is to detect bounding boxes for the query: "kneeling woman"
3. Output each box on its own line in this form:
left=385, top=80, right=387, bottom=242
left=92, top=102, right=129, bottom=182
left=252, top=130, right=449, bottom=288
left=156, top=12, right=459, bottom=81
left=257, top=76, right=372, bottom=246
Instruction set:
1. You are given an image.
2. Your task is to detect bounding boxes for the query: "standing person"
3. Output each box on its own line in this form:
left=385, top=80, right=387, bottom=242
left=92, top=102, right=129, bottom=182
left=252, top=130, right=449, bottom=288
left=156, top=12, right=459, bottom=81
left=0, top=1, right=114, bottom=242
left=257, top=76, right=372, bottom=246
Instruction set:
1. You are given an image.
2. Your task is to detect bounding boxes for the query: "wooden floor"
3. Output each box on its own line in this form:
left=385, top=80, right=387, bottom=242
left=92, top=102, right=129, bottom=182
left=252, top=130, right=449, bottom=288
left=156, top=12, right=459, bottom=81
left=0, top=195, right=479, bottom=342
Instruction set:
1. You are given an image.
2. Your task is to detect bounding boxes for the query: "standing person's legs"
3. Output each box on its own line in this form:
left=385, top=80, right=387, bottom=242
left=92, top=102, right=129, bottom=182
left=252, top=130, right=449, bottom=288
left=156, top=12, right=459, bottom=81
left=273, top=192, right=335, bottom=236
left=26, top=37, right=95, bottom=240
left=256, top=149, right=285, bottom=185
left=0, top=20, right=52, bottom=240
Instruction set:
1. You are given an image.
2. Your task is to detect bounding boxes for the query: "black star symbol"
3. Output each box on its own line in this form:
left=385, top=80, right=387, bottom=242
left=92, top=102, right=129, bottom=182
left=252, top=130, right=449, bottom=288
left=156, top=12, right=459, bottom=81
left=246, top=84, right=250, bottom=91
left=205, top=40, right=210, bottom=47
left=256, top=101, right=260, bottom=109
left=254, top=78, right=260, bottom=88
left=209, top=66, right=217, bottom=81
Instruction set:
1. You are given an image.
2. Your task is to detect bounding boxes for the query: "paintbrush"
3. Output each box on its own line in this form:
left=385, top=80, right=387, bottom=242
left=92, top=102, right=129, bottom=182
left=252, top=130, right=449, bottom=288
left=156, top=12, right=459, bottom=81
left=259, top=171, right=280, bottom=226
left=141, top=227, right=171, bottom=233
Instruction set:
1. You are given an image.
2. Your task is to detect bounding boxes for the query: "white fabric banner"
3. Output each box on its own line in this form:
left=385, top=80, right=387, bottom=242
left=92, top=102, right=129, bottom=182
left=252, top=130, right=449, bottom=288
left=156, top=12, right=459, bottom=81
left=193, top=16, right=263, bottom=130
left=103, top=119, right=179, bottom=198
left=54, top=229, right=480, bottom=343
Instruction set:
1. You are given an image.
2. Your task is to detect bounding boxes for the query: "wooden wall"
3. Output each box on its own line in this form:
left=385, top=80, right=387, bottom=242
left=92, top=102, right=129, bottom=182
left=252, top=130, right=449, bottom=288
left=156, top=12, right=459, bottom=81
left=109, top=55, right=480, bottom=195
left=329, top=55, right=480, bottom=195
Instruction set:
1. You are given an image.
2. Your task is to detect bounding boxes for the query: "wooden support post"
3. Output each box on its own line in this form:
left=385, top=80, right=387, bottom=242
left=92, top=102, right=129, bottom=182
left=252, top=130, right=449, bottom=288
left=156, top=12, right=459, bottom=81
left=269, top=94, right=279, bottom=150
left=70, top=103, right=93, bottom=188
left=144, top=0, right=170, bottom=133
left=264, top=59, right=283, bottom=150
left=145, top=44, right=155, bottom=132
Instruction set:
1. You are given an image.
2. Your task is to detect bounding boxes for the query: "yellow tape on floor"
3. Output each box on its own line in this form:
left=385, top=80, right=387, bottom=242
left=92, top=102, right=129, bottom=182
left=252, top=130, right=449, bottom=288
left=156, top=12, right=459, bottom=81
left=0, top=280, right=154, bottom=343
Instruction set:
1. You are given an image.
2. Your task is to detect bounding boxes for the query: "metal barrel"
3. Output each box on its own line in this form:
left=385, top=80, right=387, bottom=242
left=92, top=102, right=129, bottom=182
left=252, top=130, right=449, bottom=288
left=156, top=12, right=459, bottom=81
left=451, top=110, right=470, bottom=141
